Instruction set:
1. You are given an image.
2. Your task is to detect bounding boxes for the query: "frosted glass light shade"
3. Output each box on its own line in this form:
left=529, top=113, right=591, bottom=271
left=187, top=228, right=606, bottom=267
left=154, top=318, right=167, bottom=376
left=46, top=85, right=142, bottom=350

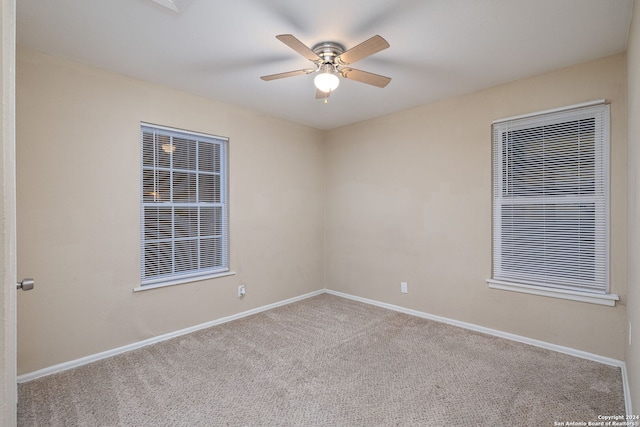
left=314, top=72, right=340, bottom=93
left=151, top=0, right=191, bottom=12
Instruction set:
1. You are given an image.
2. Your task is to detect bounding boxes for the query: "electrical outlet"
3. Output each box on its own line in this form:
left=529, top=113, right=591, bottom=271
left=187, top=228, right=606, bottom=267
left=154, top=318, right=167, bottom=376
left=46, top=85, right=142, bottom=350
left=238, top=285, right=246, bottom=298
left=401, top=282, right=408, bottom=294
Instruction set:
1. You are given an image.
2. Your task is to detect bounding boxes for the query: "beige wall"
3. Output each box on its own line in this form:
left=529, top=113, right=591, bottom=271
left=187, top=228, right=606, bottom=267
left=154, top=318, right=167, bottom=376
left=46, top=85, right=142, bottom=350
left=325, top=54, right=628, bottom=359
left=16, top=49, right=325, bottom=374
left=627, top=0, right=640, bottom=413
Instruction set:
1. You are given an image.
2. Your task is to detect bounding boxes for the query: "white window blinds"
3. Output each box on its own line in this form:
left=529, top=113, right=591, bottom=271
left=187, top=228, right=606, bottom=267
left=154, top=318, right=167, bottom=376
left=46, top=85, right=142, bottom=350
left=140, top=124, right=229, bottom=286
left=491, top=102, right=609, bottom=294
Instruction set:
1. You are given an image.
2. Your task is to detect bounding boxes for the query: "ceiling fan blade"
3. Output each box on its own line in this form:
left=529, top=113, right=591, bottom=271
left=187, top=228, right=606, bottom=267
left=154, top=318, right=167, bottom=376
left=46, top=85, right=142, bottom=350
left=340, top=68, right=391, bottom=88
left=335, top=35, right=389, bottom=65
left=276, top=34, right=321, bottom=62
left=260, top=69, right=316, bottom=81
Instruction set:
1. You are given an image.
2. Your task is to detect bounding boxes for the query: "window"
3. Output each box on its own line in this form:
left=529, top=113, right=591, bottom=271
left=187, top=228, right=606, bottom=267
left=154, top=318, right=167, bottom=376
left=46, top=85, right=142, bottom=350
left=488, top=101, right=617, bottom=305
left=140, top=124, right=229, bottom=288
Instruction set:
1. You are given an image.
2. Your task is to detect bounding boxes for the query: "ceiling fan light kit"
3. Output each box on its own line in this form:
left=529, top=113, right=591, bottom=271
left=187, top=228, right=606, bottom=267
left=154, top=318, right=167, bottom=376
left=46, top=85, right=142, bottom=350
left=314, top=64, right=340, bottom=93
left=261, top=34, right=391, bottom=100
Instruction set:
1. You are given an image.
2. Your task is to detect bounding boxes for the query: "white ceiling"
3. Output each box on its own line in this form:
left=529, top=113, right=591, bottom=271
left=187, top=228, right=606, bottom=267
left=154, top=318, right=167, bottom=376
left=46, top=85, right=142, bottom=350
left=17, top=0, right=634, bottom=130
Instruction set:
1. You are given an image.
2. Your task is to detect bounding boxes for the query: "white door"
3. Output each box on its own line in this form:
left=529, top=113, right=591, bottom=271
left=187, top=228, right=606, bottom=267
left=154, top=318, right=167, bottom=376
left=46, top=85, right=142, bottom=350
left=1, top=0, right=17, bottom=425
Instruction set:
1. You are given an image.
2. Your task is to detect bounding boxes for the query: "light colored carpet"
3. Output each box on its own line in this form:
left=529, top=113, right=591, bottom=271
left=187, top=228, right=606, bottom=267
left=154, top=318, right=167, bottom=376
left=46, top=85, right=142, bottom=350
left=18, top=293, right=625, bottom=426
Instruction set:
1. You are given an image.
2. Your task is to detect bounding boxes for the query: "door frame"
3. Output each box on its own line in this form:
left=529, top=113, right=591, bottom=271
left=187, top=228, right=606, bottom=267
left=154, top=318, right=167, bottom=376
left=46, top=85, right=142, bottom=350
left=1, top=0, right=17, bottom=425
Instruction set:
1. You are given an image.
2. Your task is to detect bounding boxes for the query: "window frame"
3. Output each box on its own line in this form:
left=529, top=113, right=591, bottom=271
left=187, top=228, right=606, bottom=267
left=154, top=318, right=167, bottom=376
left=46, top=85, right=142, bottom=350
left=486, top=100, right=618, bottom=306
left=138, top=123, right=230, bottom=290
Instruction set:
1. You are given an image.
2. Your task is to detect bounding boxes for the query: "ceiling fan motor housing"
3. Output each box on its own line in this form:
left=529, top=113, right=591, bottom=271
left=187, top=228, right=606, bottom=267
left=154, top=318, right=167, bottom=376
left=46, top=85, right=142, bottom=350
left=312, top=42, right=345, bottom=67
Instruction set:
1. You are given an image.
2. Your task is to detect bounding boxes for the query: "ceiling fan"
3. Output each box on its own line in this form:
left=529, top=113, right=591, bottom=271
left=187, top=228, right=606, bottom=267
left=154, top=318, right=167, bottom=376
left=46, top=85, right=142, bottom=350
left=260, top=34, right=391, bottom=101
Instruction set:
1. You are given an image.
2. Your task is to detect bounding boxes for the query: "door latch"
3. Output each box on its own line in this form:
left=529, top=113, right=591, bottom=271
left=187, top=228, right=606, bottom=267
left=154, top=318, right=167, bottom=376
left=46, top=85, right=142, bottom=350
left=16, top=278, right=34, bottom=291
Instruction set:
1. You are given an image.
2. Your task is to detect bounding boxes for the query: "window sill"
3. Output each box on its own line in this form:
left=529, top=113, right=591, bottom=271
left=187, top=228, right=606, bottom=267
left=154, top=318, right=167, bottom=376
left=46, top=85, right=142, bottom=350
left=133, top=271, right=236, bottom=292
left=486, top=279, right=619, bottom=307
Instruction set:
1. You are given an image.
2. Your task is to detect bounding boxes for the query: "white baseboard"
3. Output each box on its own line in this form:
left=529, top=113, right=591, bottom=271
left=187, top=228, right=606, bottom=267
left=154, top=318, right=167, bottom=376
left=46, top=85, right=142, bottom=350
left=17, top=289, right=324, bottom=384
left=17, top=287, right=633, bottom=416
left=325, top=289, right=633, bottom=416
